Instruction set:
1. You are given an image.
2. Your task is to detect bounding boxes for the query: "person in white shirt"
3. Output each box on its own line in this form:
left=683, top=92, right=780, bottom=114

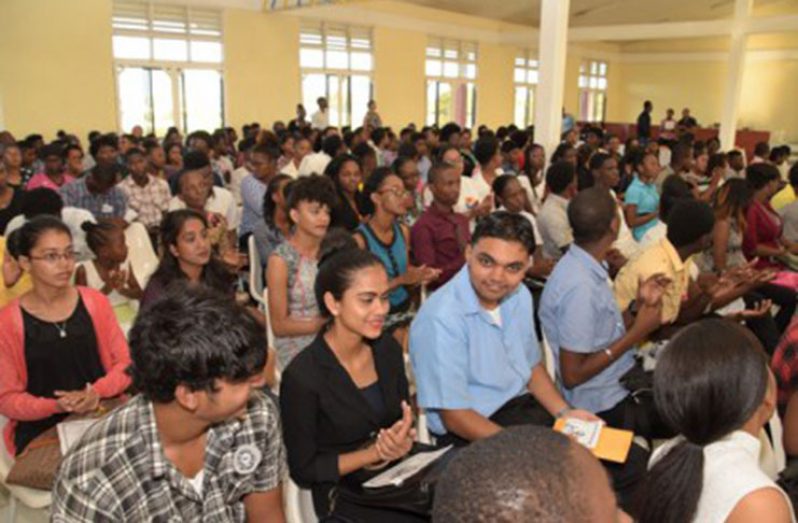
left=298, top=135, right=344, bottom=177
left=423, top=146, right=492, bottom=227
left=538, top=162, right=578, bottom=260
left=638, top=319, right=793, bottom=523
left=168, top=161, right=239, bottom=238
left=280, top=136, right=312, bottom=179
left=471, top=136, right=503, bottom=204
left=4, top=188, right=95, bottom=262
left=310, top=97, right=330, bottom=130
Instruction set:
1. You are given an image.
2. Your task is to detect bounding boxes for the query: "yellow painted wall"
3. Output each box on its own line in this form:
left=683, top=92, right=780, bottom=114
left=0, top=0, right=117, bottom=141
left=476, top=43, right=514, bottom=128
left=223, top=10, right=300, bottom=130
left=372, top=26, right=426, bottom=128
left=739, top=59, right=798, bottom=143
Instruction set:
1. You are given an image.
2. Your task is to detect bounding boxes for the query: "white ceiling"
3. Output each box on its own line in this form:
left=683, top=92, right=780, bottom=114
left=394, top=0, right=796, bottom=27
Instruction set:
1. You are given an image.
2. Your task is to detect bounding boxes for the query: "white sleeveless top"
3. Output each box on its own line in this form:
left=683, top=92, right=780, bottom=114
left=651, top=431, right=795, bottom=523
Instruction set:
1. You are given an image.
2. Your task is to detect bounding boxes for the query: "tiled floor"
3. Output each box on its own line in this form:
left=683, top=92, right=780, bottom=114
left=0, top=487, right=49, bottom=523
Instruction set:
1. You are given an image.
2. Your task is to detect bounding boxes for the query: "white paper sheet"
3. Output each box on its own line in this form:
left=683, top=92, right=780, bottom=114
left=363, top=445, right=453, bottom=489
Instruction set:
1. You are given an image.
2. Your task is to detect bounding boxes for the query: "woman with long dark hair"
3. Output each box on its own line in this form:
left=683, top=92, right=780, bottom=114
left=636, top=319, right=793, bottom=523
left=140, top=209, right=236, bottom=308
left=518, top=143, right=546, bottom=215
left=326, top=154, right=365, bottom=231
left=280, top=244, right=421, bottom=521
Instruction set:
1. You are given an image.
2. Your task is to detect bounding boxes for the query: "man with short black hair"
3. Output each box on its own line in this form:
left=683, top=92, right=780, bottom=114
left=410, top=162, right=471, bottom=290
left=60, top=161, right=128, bottom=220
left=537, top=161, right=578, bottom=260
left=239, top=144, right=280, bottom=244
left=433, top=425, right=632, bottom=523
left=118, top=148, right=171, bottom=232
left=411, top=212, right=598, bottom=448
left=637, top=100, right=653, bottom=143
left=52, top=285, right=285, bottom=521
left=471, top=136, right=502, bottom=203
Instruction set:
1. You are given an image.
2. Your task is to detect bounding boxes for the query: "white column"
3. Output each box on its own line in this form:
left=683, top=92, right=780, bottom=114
left=533, top=0, right=570, bottom=157
left=719, top=0, right=753, bottom=152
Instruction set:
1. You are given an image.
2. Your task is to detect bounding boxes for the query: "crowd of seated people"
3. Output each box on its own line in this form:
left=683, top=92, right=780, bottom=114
left=1, top=104, right=798, bottom=521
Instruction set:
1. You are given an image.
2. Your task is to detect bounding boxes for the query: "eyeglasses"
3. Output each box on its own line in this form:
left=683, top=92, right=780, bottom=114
left=379, top=187, right=410, bottom=198
left=27, top=250, right=78, bottom=264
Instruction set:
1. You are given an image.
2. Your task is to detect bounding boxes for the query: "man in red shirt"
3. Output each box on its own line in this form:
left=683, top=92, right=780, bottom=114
left=411, top=162, right=471, bottom=291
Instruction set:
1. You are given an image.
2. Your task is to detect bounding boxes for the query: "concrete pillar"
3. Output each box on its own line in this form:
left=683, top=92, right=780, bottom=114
left=533, top=0, right=570, bottom=157
left=719, top=0, right=753, bottom=152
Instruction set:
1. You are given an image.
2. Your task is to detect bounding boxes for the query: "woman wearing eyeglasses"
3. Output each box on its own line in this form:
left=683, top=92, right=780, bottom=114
left=0, top=216, right=131, bottom=456
left=354, top=168, right=441, bottom=334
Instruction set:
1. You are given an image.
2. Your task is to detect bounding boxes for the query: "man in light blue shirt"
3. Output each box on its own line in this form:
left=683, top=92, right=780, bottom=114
left=239, top=144, right=279, bottom=242
left=540, top=187, right=668, bottom=438
left=410, top=212, right=597, bottom=444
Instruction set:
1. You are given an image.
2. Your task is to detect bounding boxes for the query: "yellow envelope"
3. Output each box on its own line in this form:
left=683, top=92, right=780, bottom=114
left=553, top=418, right=634, bottom=463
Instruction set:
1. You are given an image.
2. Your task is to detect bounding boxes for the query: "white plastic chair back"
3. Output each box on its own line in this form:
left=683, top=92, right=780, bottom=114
left=248, top=235, right=266, bottom=308
left=124, top=222, right=158, bottom=288
left=541, top=334, right=557, bottom=381
left=760, top=411, right=787, bottom=479
left=283, top=476, right=317, bottom=523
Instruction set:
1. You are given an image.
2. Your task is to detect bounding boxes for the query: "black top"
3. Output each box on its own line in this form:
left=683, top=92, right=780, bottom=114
left=280, top=332, right=409, bottom=516
left=0, top=188, right=24, bottom=235
left=637, top=111, right=651, bottom=139
left=331, top=189, right=364, bottom=231
left=359, top=381, right=387, bottom=422
left=17, top=296, right=105, bottom=454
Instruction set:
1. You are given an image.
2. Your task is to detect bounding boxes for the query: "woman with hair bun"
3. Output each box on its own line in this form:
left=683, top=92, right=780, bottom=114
left=280, top=241, right=420, bottom=522
left=637, top=319, right=793, bottom=523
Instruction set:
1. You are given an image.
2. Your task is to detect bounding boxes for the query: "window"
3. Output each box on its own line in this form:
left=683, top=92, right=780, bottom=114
left=513, top=52, right=538, bottom=128
left=425, top=39, right=477, bottom=128
left=578, top=60, right=608, bottom=123
left=112, top=1, right=224, bottom=135
left=300, top=24, right=373, bottom=128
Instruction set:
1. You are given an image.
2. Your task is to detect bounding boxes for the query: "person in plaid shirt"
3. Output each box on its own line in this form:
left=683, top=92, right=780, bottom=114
left=52, top=284, right=286, bottom=522
left=118, top=148, right=170, bottom=233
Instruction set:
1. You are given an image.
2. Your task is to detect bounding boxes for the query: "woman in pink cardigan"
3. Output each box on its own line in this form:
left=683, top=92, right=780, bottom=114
left=0, top=216, right=131, bottom=455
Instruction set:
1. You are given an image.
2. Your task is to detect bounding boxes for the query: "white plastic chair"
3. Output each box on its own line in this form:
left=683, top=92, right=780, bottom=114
left=540, top=334, right=557, bottom=382
left=248, top=235, right=267, bottom=309
left=0, top=416, right=51, bottom=522
left=124, top=222, right=158, bottom=288
left=283, top=476, right=317, bottom=523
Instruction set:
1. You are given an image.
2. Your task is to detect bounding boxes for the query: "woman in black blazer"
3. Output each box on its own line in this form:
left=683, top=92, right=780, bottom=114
left=280, top=246, right=422, bottom=522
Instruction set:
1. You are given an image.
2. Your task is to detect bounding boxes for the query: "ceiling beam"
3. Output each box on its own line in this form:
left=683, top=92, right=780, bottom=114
left=567, top=13, right=798, bottom=42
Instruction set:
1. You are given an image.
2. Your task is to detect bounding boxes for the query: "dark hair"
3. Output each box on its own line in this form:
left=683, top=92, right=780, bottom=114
left=471, top=211, right=535, bottom=254
left=324, top=154, right=360, bottom=190
left=251, top=143, right=280, bottom=161
left=588, top=152, right=612, bottom=172
left=546, top=161, right=576, bottom=195
left=124, top=147, right=145, bottom=161
left=473, top=137, right=500, bottom=166
left=637, top=319, right=769, bottom=523
left=21, top=188, right=64, bottom=219
left=491, top=174, right=519, bottom=204
left=39, top=143, right=64, bottom=161
left=434, top=425, right=589, bottom=522
left=727, top=150, right=743, bottom=161
left=371, top=128, right=387, bottom=146
left=151, top=210, right=236, bottom=294
left=7, top=216, right=71, bottom=258
left=522, top=143, right=545, bottom=178
left=706, top=153, right=727, bottom=175
left=81, top=220, right=120, bottom=255
left=660, top=175, right=694, bottom=222
left=187, top=130, right=213, bottom=150
left=262, top=174, right=292, bottom=228
left=666, top=200, right=714, bottom=248
left=391, top=156, right=415, bottom=176
left=62, top=144, right=84, bottom=161
left=89, top=134, right=118, bottom=159
left=713, top=177, right=751, bottom=231
left=128, top=283, right=266, bottom=402
left=321, top=135, right=344, bottom=158
left=746, top=162, right=780, bottom=191
left=360, top=167, right=397, bottom=216
left=753, top=141, right=770, bottom=158
left=286, top=174, right=339, bottom=214
left=789, top=163, right=798, bottom=188
left=315, top=240, right=384, bottom=318
left=439, top=123, right=462, bottom=144
left=183, top=150, right=211, bottom=171
left=427, top=161, right=456, bottom=185
left=568, top=187, right=617, bottom=245
left=550, top=143, right=574, bottom=164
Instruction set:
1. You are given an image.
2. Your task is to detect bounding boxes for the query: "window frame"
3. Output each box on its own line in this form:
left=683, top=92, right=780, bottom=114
left=425, top=38, right=478, bottom=128
left=513, top=50, right=539, bottom=128
left=578, top=59, right=608, bottom=124
left=299, top=22, right=374, bottom=129
left=111, top=1, right=225, bottom=134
